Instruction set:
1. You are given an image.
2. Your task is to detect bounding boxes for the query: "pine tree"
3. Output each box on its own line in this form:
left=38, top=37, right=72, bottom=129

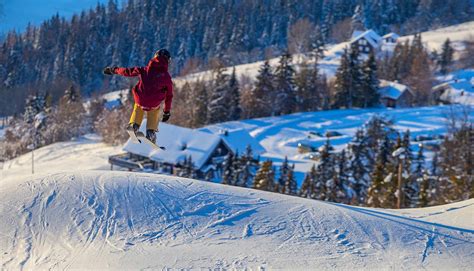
left=348, top=129, right=371, bottom=204
left=249, top=60, right=274, bottom=118
left=413, top=144, right=426, bottom=180
left=274, top=51, right=296, bottom=115
left=228, top=67, right=241, bottom=121
left=23, top=93, right=46, bottom=124
left=439, top=38, right=454, bottom=75
left=360, top=51, right=380, bottom=108
left=277, top=157, right=290, bottom=193
left=238, top=145, right=255, bottom=187
left=333, top=48, right=352, bottom=108
left=333, top=149, right=350, bottom=203
left=295, top=58, right=322, bottom=112
left=315, top=138, right=334, bottom=201
left=253, top=160, right=275, bottom=192
left=367, top=135, right=393, bottom=207
left=283, top=164, right=298, bottom=196
left=348, top=42, right=364, bottom=108
left=207, top=65, right=230, bottom=124
left=401, top=130, right=418, bottom=208
left=232, top=152, right=243, bottom=186
left=299, top=165, right=316, bottom=198
left=222, top=152, right=235, bottom=185
left=191, top=80, right=208, bottom=127
left=351, top=5, right=365, bottom=34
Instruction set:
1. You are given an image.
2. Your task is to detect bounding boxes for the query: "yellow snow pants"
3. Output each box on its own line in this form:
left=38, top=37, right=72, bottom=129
left=129, top=103, right=161, bottom=131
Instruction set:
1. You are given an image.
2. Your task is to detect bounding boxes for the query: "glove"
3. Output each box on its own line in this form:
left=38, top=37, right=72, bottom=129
left=162, top=111, right=171, bottom=122
left=103, top=67, right=116, bottom=75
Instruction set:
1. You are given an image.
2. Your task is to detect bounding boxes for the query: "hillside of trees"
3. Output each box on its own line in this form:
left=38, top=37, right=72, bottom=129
left=1, top=0, right=473, bottom=117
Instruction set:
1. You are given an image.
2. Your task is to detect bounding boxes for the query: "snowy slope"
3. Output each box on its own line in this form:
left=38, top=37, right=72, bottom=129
left=1, top=170, right=473, bottom=270
left=1, top=134, right=121, bottom=181
left=399, top=21, right=474, bottom=52
left=176, top=20, right=474, bottom=85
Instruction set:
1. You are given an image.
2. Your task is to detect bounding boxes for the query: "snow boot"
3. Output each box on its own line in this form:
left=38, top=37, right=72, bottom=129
left=126, top=123, right=140, bottom=134
left=146, top=129, right=157, bottom=144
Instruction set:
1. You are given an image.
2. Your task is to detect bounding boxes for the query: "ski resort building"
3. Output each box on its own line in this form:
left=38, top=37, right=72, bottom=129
left=109, top=122, right=264, bottom=177
left=432, top=70, right=474, bottom=105
left=378, top=80, right=414, bottom=108
left=349, top=30, right=382, bottom=54
left=382, top=32, right=400, bottom=44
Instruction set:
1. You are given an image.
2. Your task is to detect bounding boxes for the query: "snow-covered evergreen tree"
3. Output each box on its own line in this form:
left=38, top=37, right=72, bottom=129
left=439, top=38, right=454, bottom=75
left=228, top=67, right=241, bottom=121
left=249, top=60, right=274, bottom=118
left=253, top=160, right=275, bottom=192
left=315, top=138, right=334, bottom=201
left=360, top=51, right=380, bottom=108
left=24, top=93, right=46, bottom=124
left=333, top=48, right=352, bottom=108
left=274, top=52, right=296, bottom=115
left=222, top=152, right=235, bottom=185
left=283, top=164, right=298, bottom=196
left=207, top=65, right=230, bottom=124
left=299, top=165, right=316, bottom=198
left=277, top=156, right=290, bottom=193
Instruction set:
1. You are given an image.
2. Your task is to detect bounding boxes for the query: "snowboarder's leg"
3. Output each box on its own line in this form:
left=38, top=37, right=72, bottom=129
left=129, top=103, right=145, bottom=128
left=145, top=107, right=160, bottom=144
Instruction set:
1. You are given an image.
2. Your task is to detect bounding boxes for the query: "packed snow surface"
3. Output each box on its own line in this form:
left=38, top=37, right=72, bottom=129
left=1, top=171, right=473, bottom=270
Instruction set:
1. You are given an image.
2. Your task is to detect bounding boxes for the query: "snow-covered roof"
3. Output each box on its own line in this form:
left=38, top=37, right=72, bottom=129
left=350, top=29, right=382, bottom=48
left=433, top=69, right=474, bottom=105
left=199, top=128, right=265, bottom=156
left=351, top=30, right=365, bottom=39
left=123, top=122, right=222, bottom=169
left=382, top=32, right=400, bottom=40
left=378, top=80, right=411, bottom=100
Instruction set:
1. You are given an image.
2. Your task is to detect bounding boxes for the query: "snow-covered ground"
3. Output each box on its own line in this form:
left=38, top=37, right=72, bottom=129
left=203, top=105, right=474, bottom=182
left=1, top=170, right=473, bottom=269
left=399, top=21, right=474, bottom=52
left=1, top=134, right=121, bottom=181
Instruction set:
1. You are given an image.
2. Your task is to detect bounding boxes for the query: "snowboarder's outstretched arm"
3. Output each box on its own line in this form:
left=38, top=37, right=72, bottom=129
left=103, top=66, right=144, bottom=77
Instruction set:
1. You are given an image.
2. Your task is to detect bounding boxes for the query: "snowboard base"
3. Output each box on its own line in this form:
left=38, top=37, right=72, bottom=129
left=136, top=132, right=166, bottom=151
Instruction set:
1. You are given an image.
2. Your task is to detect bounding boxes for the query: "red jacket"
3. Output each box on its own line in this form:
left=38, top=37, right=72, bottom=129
left=114, top=55, right=173, bottom=111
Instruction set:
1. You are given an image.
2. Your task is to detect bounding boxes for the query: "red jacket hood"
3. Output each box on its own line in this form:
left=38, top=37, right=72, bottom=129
left=147, top=56, right=169, bottom=72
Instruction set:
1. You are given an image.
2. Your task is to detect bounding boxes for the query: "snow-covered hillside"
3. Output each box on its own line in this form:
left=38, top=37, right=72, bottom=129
left=1, top=134, right=121, bottom=181
left=202, top=105, right=474, bottom=182
left=399, top=21, right=474, bottom=52
left=177, top=20, right=474, bottom=85
left=1, top=170, right=473, bottom=269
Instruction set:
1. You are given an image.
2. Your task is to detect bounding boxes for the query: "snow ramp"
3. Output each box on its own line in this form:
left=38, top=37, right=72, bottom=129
left=1, top=171, right=473, bottom=270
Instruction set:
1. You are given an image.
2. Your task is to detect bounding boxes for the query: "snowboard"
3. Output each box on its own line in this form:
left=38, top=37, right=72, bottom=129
left=135, top=131, right=166, bottom=151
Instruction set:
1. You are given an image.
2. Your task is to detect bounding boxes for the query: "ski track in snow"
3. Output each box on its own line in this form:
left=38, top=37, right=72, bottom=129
left=0, top=171, right=473, bottom=269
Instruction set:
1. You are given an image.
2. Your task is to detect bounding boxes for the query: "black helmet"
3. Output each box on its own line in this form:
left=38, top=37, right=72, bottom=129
left=154, top=49, right=171, bottom=61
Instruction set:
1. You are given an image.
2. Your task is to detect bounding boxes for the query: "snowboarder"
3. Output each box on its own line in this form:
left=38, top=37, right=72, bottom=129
left=103, top=49, right=173, bottom=144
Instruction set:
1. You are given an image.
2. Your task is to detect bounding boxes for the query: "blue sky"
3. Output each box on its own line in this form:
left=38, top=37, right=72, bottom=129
left=0, top=0, right=118, bottom=33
